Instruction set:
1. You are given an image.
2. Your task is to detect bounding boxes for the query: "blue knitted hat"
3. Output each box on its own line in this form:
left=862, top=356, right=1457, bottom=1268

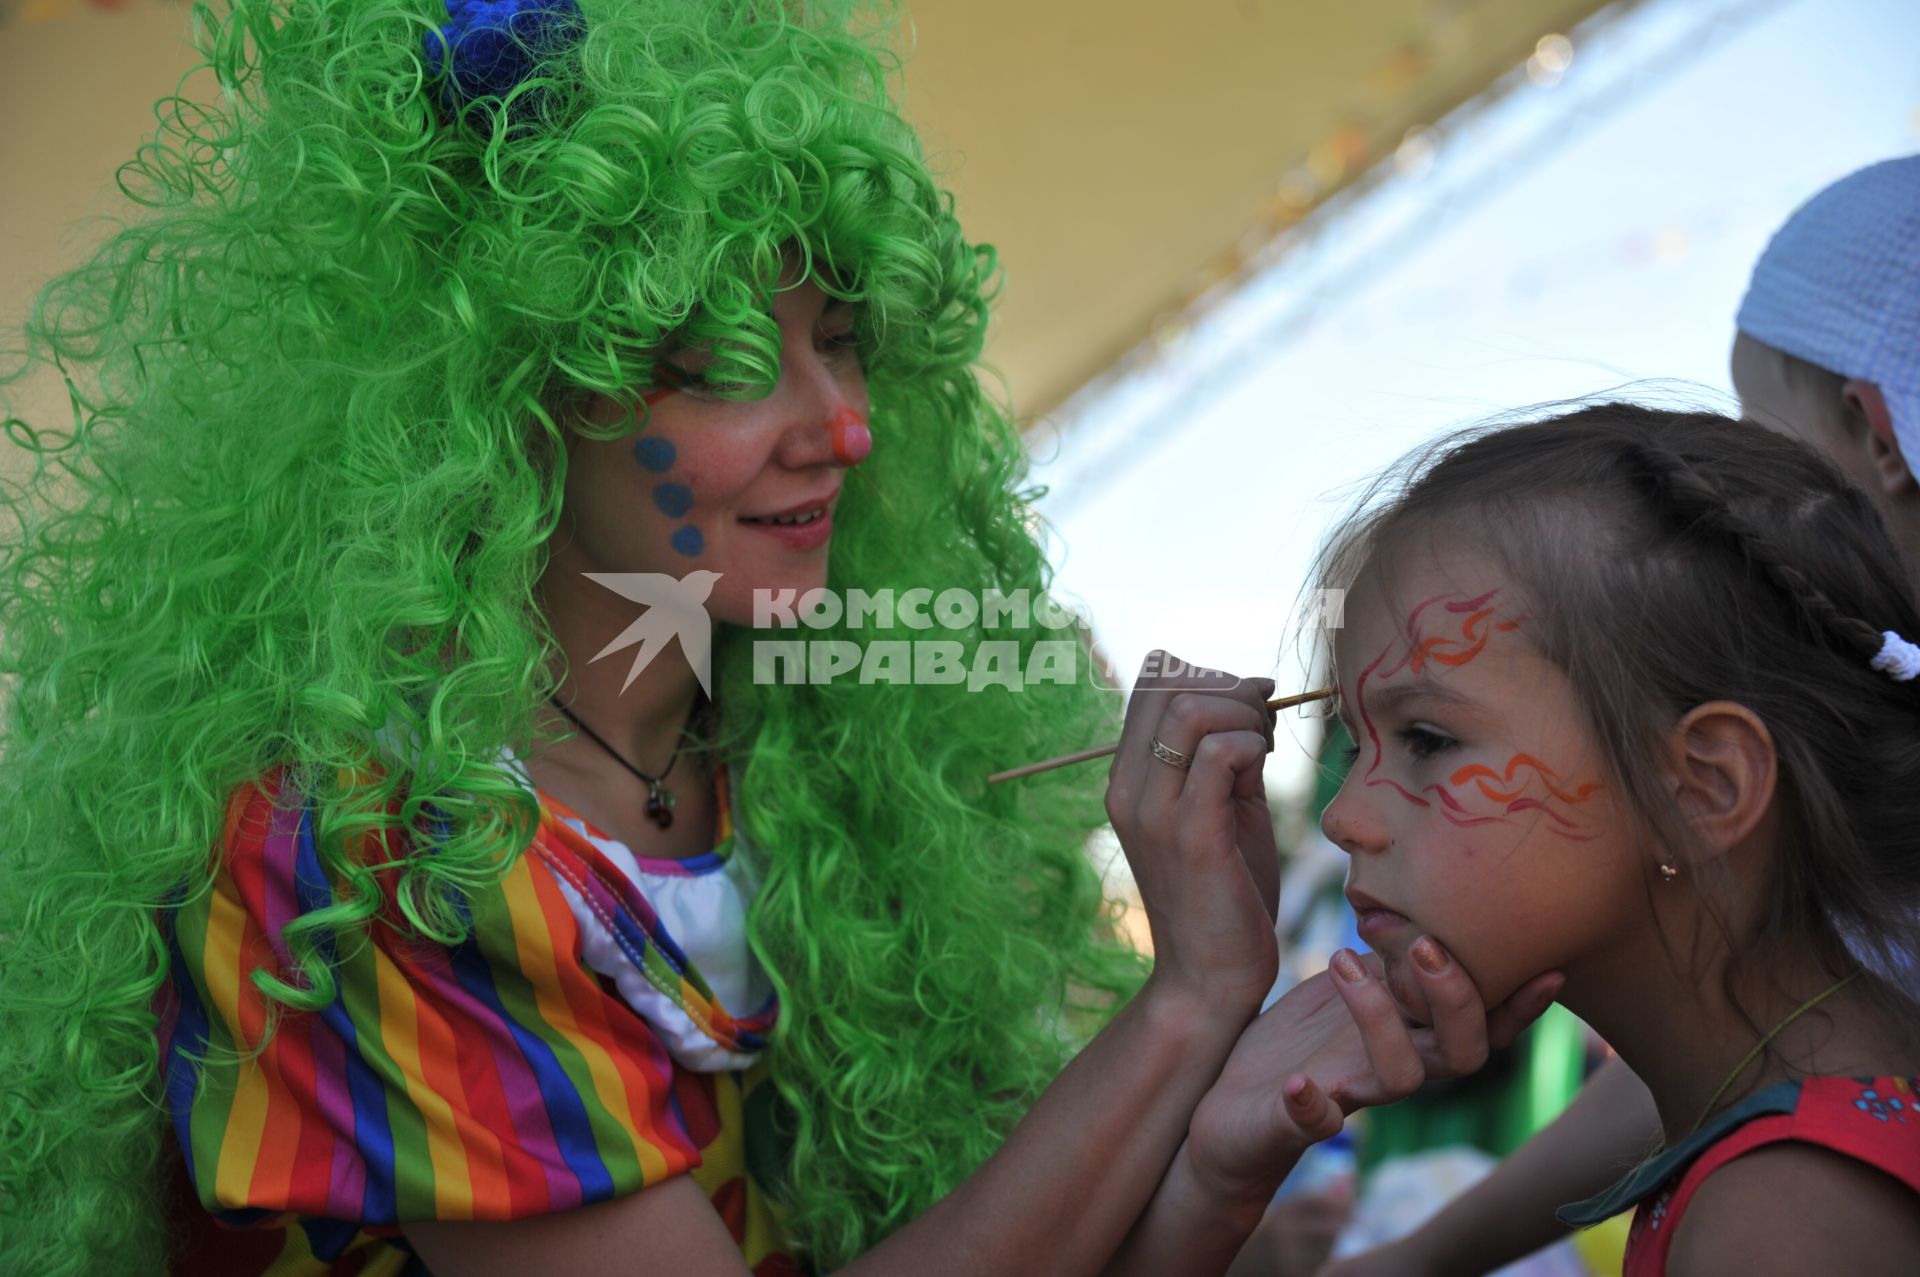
left=1738, top=155, right=1920, bottom=470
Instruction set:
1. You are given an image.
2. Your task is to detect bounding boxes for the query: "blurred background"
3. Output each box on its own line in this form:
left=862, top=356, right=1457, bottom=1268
left=6, top=2, right=1918, bottom=1272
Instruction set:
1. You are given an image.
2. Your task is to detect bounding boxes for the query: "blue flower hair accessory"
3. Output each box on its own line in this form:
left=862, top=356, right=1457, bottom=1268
left=423, top=0, right=586, bottom=117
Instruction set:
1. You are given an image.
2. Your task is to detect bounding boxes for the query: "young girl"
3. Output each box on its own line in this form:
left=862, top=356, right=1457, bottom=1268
left=1312, top=402, right=1920, bottom=1275
left=1324, top=153, right=1920, bottom=1277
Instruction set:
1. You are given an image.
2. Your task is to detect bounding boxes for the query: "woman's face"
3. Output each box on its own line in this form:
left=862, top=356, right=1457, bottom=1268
left=550, top=277, right=870, bottom=627
left=1320, top=547, right=1647, bottom=1022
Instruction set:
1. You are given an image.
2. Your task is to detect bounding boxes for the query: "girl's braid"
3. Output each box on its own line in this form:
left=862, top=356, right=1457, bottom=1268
left=1623, top=441, right=1889, bottom=667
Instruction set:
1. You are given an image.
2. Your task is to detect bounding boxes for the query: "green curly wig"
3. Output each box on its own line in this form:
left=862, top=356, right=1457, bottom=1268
left=0, top=2, right=1147, bottom=1270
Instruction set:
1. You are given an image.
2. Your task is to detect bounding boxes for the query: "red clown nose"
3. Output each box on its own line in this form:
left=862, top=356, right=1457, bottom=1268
left=828, top=404, right=873, bottom=466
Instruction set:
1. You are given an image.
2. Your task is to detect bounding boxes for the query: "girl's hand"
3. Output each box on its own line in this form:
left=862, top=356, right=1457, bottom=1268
left=1105, top=651, right=1282, bottom=1015
left=1186, top=942, right=1565, bottom=1202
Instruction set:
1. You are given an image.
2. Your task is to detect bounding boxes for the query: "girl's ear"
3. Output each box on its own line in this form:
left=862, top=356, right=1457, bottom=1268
left=1663, top=701, right=1778, bottom=865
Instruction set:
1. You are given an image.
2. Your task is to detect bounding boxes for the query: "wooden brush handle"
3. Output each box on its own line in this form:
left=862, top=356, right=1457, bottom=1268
left=986, top=687, right=1334, bottom=784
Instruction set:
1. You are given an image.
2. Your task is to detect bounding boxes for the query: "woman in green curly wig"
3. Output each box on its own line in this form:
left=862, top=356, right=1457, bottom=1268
left=0, top=2, right=1547, bottom=1273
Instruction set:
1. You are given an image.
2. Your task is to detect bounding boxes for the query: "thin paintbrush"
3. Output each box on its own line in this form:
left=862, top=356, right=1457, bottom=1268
left=987, top=686, right=1336, bottom=783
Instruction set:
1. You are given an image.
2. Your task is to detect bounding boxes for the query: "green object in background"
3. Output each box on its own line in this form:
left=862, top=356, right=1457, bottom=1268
left=1525, top=1001, right=1587, bottom=1136
left=1313, top=718, right=1354, bottom=815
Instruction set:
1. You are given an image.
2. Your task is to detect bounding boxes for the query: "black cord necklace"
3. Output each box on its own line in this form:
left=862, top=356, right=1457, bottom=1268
left=546, top=694, right=694, bottom=829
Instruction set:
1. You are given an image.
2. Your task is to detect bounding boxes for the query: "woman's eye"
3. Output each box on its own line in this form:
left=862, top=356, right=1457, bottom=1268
left=655, top=357, right=751, bottom=399
left=654, top=358, right=709, bottom=391
left=1339, top=742, right=1362, bottom=769
left=819, top=328, right=861, bottom=356
left=1395, top=726, right=1456, bottom=760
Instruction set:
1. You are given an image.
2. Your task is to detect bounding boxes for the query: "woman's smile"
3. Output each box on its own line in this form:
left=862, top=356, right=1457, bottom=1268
left=737, top=488, right=840, bottom=549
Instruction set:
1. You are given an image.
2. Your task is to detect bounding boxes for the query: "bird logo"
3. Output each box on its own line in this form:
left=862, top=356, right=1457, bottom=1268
left=581, top=571, right=723, bottom=696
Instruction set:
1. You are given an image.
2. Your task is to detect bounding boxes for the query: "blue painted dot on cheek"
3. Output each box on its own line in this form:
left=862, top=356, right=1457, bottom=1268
left=652, top=482, right=693, bottom=518
left=632, top=437, right=676, bottom=473
left=670, top=525, right=704, bottom=557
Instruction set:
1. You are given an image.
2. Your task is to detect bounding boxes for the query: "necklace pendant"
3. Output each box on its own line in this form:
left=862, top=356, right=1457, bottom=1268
left=646, top=783, right=675, bottom=830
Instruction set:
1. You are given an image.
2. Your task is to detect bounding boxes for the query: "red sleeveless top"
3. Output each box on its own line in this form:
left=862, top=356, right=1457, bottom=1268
left=1559, top=1075, right=1920, bottom=1277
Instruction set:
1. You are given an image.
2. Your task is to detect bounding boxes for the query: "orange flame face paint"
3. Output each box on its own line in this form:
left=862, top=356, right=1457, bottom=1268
left=1451, top=753, right=1601, bottom=807
left=1447, top=754, right=1601, bottom=841
left=1351, top=588, right=1599, bottom=841
left=1407, top=599, right=1523, bottom=673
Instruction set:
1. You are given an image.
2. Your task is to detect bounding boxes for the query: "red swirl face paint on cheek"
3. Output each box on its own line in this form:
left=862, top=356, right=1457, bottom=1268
left=1420, top=781, right=1505, bottom=827
left=1447, top=754, right=1602, bottom=841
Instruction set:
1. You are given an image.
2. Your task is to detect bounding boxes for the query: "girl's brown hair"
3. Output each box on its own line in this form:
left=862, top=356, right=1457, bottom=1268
left=1315, top=403, right=1920, bottom=1016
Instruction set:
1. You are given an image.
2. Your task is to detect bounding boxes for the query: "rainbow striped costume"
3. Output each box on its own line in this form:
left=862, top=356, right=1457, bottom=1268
left=156, top=757, right=803, bottom=1275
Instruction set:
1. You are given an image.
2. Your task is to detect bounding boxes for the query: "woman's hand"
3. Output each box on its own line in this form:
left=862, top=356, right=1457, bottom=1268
left=1187, top=943, right=1565, bottom=1203
left=1105, top=651, right=1282, bottom=1017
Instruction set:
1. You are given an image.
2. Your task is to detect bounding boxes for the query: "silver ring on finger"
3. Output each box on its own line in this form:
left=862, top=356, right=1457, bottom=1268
left=1149, top=736, right=1194, bottom=770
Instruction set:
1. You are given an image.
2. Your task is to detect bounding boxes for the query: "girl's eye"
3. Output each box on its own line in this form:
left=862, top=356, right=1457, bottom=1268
left=1339, top=742, right=1362, bottom=768
left=1396, top=726, right=1457, bottom=760
left=819, top=328, right=861, bottom=356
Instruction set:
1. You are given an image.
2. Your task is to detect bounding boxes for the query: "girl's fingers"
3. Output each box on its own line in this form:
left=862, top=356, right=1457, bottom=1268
left=1327, top=949, right=1425, bottom=1101
left=1406, top=936, right=1490, bottom=1077
left=1485, top=970, right=1566, bottom=1050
